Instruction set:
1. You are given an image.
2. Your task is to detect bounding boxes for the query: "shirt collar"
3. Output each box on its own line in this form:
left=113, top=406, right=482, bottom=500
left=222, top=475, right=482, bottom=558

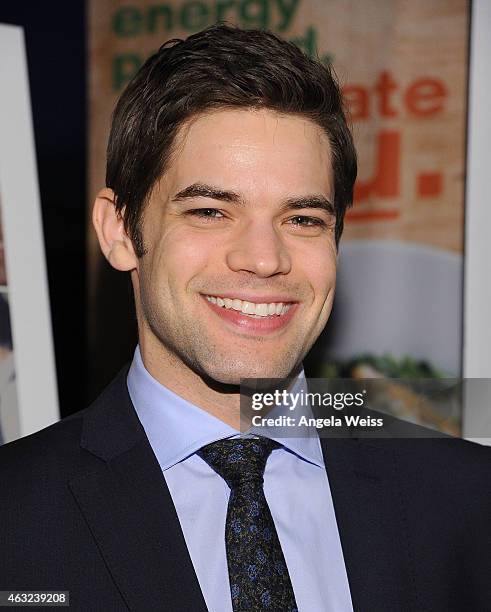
left=127, top=345, right=324, bottom=471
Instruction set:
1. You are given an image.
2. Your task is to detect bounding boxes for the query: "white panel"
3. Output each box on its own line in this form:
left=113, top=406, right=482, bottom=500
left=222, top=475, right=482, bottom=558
left=463, top=0, right=491, bottom=443
left=0, top=25, right=59, bottom=437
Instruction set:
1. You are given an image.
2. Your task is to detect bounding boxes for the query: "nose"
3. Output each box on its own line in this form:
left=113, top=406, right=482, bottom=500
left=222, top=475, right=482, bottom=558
left=225, top=220, right=292, bottom=277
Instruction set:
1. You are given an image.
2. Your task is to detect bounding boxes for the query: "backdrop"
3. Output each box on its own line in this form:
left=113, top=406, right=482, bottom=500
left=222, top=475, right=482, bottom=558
left=88, top=0, right=469, bottom=432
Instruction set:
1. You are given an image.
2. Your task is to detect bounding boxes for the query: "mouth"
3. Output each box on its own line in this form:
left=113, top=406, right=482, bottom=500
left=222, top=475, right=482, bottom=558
left=205, top=295, right=293, bottom=317
left=201, top=294, right=298, bottom=334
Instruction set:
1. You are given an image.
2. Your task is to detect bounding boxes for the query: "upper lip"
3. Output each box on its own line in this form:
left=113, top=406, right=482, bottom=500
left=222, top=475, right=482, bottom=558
left=202, top=292, right=298, bottom=304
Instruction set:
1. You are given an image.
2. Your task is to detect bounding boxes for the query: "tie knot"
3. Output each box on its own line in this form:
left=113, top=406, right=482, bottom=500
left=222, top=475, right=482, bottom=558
left=197, top=437, right=280, bottom=489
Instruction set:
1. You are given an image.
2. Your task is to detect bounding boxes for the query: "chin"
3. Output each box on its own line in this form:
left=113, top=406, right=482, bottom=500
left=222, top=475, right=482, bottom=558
left=203, top=360, right=297, bottom=386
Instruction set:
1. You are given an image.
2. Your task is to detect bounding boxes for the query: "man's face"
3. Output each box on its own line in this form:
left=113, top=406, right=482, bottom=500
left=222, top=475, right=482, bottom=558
left=134, top=108, right=337, bottom=384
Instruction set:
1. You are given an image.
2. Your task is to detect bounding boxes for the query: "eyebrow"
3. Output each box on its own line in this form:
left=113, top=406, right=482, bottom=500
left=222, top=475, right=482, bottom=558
left=173, top=183, right=244, bottom=205
left=171, top=182, right=335, bottom=215
left=280, top=195, right=335, bottom=216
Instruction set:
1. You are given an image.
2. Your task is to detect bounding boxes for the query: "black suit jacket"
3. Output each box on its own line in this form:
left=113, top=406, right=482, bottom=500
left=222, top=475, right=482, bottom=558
left=1, top=366, right=491, bottom=611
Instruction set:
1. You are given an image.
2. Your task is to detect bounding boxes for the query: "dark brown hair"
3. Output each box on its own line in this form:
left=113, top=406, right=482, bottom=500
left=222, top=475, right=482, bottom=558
left=106, top=23, right=357, bottom=256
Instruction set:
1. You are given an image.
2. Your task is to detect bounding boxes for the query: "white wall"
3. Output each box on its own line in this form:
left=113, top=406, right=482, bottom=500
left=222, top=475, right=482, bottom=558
left=463, top=0, right=491, bottom=444
left=0, top=25, right=59, bottom=439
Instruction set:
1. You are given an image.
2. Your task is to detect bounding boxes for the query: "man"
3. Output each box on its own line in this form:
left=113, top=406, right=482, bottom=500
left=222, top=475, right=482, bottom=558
left=1, top=24, right=490, bottom=612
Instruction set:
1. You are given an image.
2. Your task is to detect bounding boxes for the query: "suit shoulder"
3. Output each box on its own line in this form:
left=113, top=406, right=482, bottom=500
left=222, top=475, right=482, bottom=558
left=0, top=408, right=87, bottom=479
left=0, top=364, right=130, bottom=477
left=383, top=436, right=491, bottom=503
left=394, top=434, right=491, bottom=467
left=363, top=412, right=491, bottom=467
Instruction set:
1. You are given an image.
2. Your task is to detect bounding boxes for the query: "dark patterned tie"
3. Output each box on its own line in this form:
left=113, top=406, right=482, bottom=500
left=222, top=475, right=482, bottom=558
left=197, top=437, right=298, bottom=612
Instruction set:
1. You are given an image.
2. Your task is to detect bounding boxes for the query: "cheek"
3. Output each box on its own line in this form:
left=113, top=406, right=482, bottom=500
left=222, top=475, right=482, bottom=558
left=154, top=227, right=220, bottom=289
left=313, top=265, right=337, bottom=305
left=295, top=242, right=337, bottom=300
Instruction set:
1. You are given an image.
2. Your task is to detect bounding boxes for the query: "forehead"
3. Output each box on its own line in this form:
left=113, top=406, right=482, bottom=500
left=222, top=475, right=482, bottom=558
left=164, top=108, right=333, bottom=197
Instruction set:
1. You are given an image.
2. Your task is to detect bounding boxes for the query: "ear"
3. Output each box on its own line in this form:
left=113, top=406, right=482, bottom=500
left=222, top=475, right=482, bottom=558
left=92, top=188, right=138, bottom=271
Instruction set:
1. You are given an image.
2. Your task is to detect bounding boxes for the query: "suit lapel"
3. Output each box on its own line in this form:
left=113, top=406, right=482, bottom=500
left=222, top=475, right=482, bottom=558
left=69, top=368, right=208, bottom=612
left=320, top=437, right=417, bottom=612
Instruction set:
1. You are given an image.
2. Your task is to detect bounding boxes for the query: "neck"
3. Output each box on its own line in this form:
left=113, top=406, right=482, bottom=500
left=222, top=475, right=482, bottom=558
left=138, top=337, right=244, bottom=429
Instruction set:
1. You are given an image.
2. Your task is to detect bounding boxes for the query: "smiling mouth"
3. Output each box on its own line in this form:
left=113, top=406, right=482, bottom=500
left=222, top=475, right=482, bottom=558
left=204, top=295, right=293, bottom=318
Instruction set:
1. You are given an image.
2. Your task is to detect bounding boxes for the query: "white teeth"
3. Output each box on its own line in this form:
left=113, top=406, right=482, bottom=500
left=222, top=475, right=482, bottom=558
left=255, top=303, right=269, bottom=316
left=205, top=295, right=292, bottom=317
left=241, top=301, right=256, bottom=315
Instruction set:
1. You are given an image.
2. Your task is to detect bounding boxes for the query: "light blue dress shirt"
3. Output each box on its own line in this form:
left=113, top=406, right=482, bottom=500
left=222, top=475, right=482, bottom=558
left=127, top=346, right=353, bottom=612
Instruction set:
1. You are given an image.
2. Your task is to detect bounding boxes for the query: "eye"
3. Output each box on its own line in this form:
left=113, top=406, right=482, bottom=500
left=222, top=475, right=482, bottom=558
left=288, top=215, right=327, bottom=228
left=187, top=208, right=225, bottom=219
